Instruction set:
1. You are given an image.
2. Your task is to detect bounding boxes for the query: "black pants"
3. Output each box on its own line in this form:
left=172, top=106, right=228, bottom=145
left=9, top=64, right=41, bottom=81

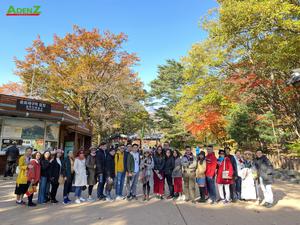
left=88, top=185, right=94, bottom=196
left=229, top=179, right=237, bottom=201
left=165, top=174, right=174, bottom=197
left=143, top=182, right=150, bottom=195
left=199, top=187, right=205, bottom=200
left=28, top=193, right=33, bottom=204
left=63, top=177, right=73, bottom=197
left=50, top=182, right=59, bottom=200
left=4, top=161, right=16, bottom=177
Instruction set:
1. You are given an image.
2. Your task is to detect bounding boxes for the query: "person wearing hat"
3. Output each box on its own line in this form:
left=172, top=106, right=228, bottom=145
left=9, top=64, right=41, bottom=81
left=240, top=150, right=257, bottom=201
left=140, top=147, right=154, bottom=201
left=49, top=149, right=63, bottom=203
left=216, top=149, right=234, bottom=204
left=105, top=147, right=116, bottom=201
left=86, top=147, right=97, bottom=202
left=196, top=151, right=207, bottom=203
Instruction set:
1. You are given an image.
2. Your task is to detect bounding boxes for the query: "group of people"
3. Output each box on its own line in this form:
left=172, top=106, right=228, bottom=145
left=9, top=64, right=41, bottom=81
left=11, top=142, right=275, bottom=208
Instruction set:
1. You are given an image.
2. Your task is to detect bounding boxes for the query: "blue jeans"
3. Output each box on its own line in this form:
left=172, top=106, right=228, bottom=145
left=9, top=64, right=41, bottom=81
left=115, top=172, right=125, bottom=197
left=97, top=173, right=106, bottom=198
left=75, top=186, right=82, bottom=197
left=206, top=176, right=216, bottom=202
left=38, top=176, right=48, bottom=204
left=235, top=176, right=242, bottom=200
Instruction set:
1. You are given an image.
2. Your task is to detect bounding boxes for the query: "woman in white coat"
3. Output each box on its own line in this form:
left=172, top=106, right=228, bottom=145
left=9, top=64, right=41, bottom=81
left=74, top=150, right=87, bottom=204
left=241, top=151, right=257, bottom=201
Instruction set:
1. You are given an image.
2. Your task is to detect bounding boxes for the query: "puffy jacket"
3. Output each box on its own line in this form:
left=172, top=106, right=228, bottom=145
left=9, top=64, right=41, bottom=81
left=254, top=155, right=274, bottom=185
left=40, top=159, right=51, bottom=178
left=95, top=149, right=106, bottom=175
left=27, top=159, right=41, bottom=184
left=105, top=153, right=115, bottom=178
left=205, top=152, right=217, bottom=178
left=6, top=145, right=19, bottom=162
left=16, top=155, right=29, bottom=185
left=153, top=154, right=165, bottom=173
left=49, top=158, right=61, bottom=183
left=172, top=157, right=182, bottom=178
left=228, top=154, right=238, bottom=178
left=164, top=156, right=175, bottom=175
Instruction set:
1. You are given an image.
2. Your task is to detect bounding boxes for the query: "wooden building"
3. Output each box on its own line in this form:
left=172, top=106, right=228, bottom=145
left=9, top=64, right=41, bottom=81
left=0, top=94, right=92, bottom=173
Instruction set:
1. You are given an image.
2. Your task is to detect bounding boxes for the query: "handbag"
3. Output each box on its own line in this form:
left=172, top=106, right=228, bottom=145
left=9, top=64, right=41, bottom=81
left=222, top=158, right=230, bottom=179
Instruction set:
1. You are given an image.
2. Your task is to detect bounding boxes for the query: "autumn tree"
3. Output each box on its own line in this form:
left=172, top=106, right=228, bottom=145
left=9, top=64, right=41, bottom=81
left=15, top=25, right=146, bottom=139
left=0, top=82, right=24, bottom=96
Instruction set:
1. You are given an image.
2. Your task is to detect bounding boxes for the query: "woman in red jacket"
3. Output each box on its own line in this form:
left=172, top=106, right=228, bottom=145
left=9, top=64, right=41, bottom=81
left=216, top=149, right=233, bottom=204
left=26, top=151, right=41, bottom=207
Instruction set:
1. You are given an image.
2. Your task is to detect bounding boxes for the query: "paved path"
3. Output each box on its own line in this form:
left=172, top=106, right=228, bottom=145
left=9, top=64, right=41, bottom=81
left=0, top=179, right=299, bottom=225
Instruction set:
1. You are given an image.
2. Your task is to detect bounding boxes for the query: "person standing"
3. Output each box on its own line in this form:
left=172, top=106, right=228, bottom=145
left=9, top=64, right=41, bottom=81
left=62, top=150, right=74, bottom=204
left=205, top=145, right=217, bottom=204
left=241, top=151, right=257, bottom=201
left=86, top=147, right=97, bottom=201
left=216, top=149, right=234, bottom=204
left=49, top=149, right=63, bottom=203
left=96, top=142, right=107, bottom=200
left=105, top=147, right=116, bottom=201
left=164, top=149, right=175, bottom=199
left=4, top=141, right=19, bottom=178
left=15, top=147, right=32, bottom=205
left=224, top=147, right=238, bottom=202
left=38, top=150, right=51, bottom=204
left=181, top=146, right=197, bottom=203
left=172, top=150, right=183, bottom=201
left=140, top=148, right=154, bottom=201
left=26, top=151, right=41, bottom=207
left=153, top=146, right=165, bottom=199
left=126, top=143, right=140, bottom=200
left=114, top=144, right=127, bottom=200
left=73, top=150, right=87, bottom=204
left=196, top=151, right=206, bottom=203
left=254, top=150, right=274, bottom=208
left=234, top=150, right=244, bottom=200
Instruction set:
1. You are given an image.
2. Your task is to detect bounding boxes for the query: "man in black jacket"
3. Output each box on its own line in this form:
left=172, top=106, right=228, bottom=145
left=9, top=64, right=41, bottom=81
left=96, top=142, right=107, bottom=200
left=254, top=150, right=274, bottom=208
left=105, top=147, right=116, bottom=201
left=4, top=142, right=19, bottom=178
left=224, top=147, right=238, bottom=202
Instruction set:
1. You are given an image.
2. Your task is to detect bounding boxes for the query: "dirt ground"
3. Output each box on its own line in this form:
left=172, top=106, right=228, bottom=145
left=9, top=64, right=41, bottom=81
left=0, top=178, right=299, bottom=225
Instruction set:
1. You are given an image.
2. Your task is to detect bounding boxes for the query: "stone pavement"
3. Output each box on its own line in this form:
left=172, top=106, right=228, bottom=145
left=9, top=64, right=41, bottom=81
left=0, top=178, right=299, bottom=225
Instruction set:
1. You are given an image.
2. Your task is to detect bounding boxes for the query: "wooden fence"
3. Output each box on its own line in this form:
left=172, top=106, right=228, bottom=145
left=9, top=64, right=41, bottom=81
left=267, top=154, right=300, bottom=172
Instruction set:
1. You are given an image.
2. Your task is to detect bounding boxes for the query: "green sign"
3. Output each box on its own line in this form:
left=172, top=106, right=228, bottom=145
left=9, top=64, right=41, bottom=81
left=6, top=5, right=41, bottom=16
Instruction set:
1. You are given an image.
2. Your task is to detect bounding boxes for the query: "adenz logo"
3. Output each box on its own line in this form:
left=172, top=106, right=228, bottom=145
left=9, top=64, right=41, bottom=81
left=6, top=5, right=41, bottom=16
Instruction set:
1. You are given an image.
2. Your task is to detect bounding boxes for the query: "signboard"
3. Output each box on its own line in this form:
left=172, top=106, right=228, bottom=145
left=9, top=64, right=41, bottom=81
left=16, top=99, right=51, bottom=113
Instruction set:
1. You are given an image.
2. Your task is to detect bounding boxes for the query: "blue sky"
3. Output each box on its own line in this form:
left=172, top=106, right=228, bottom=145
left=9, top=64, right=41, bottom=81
left=0, top=0, right=218, bottom=90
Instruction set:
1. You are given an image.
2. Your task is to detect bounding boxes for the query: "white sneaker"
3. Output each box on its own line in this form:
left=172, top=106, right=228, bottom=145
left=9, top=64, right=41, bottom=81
left=106, top=197, right=114, bottom=202
left=116, top=196, right=123, bottom=201
left=87, top=197, right=94, bottom=202
left=260, top=199, right=266, bottom=205
left=79, top=197, right=86, bottom=202
left=75, top=199, right=81, bottom=204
